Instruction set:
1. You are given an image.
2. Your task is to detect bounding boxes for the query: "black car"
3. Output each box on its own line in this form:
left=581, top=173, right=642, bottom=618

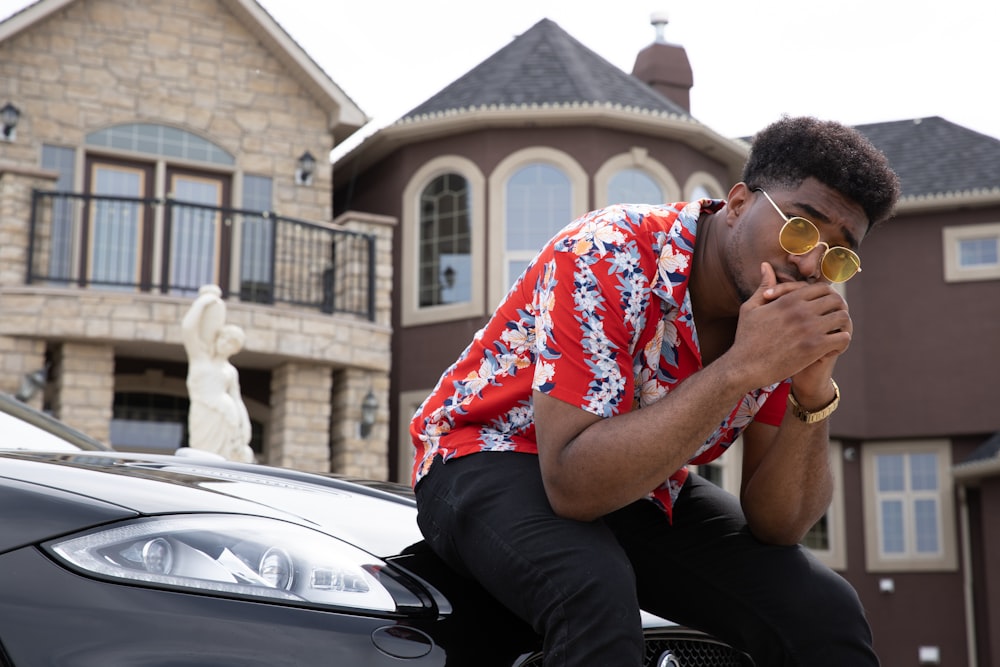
left=0, top=400, right=751, bottom=666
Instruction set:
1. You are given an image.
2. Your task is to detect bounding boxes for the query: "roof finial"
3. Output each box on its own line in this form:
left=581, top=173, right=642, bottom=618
left=650, top=11, right=669, bottom=44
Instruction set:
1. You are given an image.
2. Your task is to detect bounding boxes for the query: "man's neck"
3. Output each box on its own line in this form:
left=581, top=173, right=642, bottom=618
left=689, top=208, right=741, bottom=365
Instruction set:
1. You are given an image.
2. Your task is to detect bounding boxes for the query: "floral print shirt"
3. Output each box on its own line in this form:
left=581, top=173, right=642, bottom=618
left=410, top=200, right=789, bottom=520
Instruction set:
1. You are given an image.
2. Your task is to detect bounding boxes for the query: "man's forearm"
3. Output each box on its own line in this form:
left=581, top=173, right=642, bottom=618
left=537, top=358, right=754, bottom=521
left=740, top=417, right=835, bottom=545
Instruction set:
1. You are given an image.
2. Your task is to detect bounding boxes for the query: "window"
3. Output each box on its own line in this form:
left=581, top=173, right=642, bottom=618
left=683, top=171, right=726, bottom=201
left=607, top=168, right=663, bottom=205
left=41, top=145, right=76, bottom=281
left=692, top=436, right=742, bottom=497
left=862, top=441, right=957, bottom=571
left=88, top=162, right=147, bottom=288
left=110, top=387, right=263, bottom=456
left=488, top=147, right=587, bottom=309
left=419, top=174, right=472, bottom=307
left=943, top=222, right=1000, bottom=282
left=505, top=163, right=571, bottom=286
left=168, top=172, right=224, bottom=294
left=396, top=389, right=431, bottom=484
left=401, top=156, right=486, bottom=326
left=594, top=149, right=679, bottom=208
left=240, top=174, right=274, bottom=303
left=87, top=124, right=234, bottom=166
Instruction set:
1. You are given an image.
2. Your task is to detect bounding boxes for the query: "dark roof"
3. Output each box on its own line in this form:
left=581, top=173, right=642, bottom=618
left=964, top=431, right=1000, bottom=464
left=402, top=18, right=688, bottom=120
left=856, top=117, right=1000, bottom=199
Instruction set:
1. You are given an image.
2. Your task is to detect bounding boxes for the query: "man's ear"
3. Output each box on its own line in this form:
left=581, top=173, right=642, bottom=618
left=724, top=182, right=752, bottom=227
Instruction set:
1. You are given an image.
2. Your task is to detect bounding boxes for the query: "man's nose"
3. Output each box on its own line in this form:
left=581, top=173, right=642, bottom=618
left=790, top=242, right=828, bottom=283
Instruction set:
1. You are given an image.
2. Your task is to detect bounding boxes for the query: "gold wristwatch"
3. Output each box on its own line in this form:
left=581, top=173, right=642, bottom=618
left=787, top=380, right=840, bottom=424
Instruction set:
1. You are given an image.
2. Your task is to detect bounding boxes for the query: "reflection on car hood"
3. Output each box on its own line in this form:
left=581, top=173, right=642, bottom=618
left=0, top=452, right=422, bottom=558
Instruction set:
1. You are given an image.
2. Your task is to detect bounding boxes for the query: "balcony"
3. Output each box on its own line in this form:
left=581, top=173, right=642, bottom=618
left=26, top=190, right=376, bottom=320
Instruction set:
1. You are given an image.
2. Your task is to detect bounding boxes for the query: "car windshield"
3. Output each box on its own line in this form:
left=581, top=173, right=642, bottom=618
left=0, top=410, right=81, bottom=451
left=0, top=394, right=110, bottom=452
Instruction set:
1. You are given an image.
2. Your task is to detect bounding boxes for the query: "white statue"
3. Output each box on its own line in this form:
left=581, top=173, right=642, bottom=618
left=181, top=284, right=254, bottom=463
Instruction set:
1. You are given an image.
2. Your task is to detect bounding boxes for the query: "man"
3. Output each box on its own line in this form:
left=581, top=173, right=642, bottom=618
left=410, top=116, right=900, bottom=666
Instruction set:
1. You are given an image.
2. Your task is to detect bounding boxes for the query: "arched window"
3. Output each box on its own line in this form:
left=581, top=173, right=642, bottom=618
left=401, top=156, right=486, bottom=326
left=86, top=123, right=234, bottom=165
left=684, top=171, right=727, bottom=201
left=418, top=173, right=472, bottom=307
left=607, top=168, right=663, bottom=205
left=594, top=149, right=679, bottom=209
left=690, top=184, right=714, bottom=201
left=505, top=163, right=571, bottom=285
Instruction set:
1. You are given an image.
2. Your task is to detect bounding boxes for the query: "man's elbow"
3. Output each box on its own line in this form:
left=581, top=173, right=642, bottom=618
left=747, top=522, right=808, bottom=547
left=543, top=482, right=603, bottom=523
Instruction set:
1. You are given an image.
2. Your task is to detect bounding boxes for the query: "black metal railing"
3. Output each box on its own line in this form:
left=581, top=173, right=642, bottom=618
left=27, top=190, right=376, bottom=320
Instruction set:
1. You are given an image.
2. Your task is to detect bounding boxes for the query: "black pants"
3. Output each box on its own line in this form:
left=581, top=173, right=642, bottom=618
left=415, top=452, right=879, bottom=667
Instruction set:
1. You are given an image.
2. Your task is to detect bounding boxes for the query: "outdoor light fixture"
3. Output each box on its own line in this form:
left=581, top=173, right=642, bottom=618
left=442, top=265, right=456, bottom=289
left=359, top=389, right=378, bottom=439
left=1, top=102, right=20, bottom=141
left=295, top=151, right=316, bottom=185
left=15, top=367, right=46, bottom=402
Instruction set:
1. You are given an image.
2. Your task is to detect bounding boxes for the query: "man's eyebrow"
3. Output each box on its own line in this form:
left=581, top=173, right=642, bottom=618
left=795, top=201, right=861, bottom=250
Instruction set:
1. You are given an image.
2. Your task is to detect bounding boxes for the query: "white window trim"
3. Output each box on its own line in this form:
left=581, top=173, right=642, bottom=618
left=397, top=388, right=432, bottom=484
left=487, top=147, right=588, bottom=310
left=862, top=440, right=958, bottom=572
left=682, top=170, right=727, bottom=200
left=401, top=156, right=486, bottom=327
left=692, top=436, right=743, bottom=498
left=942, top=222, right=1000, bottom=282
left=594, top=147, right=680, bottom=206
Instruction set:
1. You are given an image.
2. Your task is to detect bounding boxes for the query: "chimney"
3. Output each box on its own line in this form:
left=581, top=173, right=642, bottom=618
left=631, top=12, right=693, bottom=113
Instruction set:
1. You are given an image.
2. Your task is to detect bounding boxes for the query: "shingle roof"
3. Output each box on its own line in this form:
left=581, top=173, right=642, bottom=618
left=856, top=117, right=1000, bottom=199
left=964, top=431, right=1000, bottom=464
left=402, top=18, right=688, bottom=120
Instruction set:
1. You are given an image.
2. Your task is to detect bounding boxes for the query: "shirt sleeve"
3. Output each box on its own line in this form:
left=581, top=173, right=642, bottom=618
left=754, top=381, right=790, bottom=426
left=531, top=238, right=639, bottom=419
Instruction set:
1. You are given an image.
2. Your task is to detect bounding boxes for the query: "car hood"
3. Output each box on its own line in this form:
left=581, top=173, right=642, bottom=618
left=0, top=452, right=423, bottom=558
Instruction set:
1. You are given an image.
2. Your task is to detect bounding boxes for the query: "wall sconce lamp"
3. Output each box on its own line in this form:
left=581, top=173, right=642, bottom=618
left=1, top=102, right=20, bottom=142
left=295, top=150, right=316, bottom=185
left=360, top=389, right=378, bottom=439
left=442, top=265, right=456, bottom=289
left=15, top=367, right=47, bottom=402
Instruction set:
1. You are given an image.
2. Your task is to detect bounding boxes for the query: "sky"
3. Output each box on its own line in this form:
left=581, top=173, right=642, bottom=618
left=3, top=0, right=999, bottom=154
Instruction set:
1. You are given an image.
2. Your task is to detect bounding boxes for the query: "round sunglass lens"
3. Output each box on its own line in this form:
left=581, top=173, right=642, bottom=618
left=822, top=248, right=860, bottom=282
left=779, top=218, right=819, bottom=254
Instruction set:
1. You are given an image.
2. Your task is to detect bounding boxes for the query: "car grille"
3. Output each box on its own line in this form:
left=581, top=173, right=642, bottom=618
left=515, top=629, right=754, bottom=667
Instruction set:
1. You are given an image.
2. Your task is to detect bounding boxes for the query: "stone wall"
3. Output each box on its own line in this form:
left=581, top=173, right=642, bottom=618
left=0, top=0, right=333, bottom=222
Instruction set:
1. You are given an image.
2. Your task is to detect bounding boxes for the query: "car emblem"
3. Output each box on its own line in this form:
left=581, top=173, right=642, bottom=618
left=656, top=651, right=681, bottom=667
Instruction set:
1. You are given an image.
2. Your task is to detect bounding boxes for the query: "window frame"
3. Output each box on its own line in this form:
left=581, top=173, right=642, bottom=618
left=682, top=171, right=726, bottom=201
left=488, top=147, right=587, bottom=309
left=401, top=156, right=486, bottom=327
left=594, top=148, right=679, bottom=207
left=862, top=440, right=958, bottom=572
left=942, top=222, right=1000, bottom=282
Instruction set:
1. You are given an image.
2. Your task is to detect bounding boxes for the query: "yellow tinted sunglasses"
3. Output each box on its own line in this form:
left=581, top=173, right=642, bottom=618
left=756, top=188, right=862, bottom=283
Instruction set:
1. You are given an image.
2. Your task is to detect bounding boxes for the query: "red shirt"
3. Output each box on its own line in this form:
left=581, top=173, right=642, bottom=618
left=411, top=200, right=789, bottom=519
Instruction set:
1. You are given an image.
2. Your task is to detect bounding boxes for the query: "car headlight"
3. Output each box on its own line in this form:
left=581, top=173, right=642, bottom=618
left=46, top=514, right=400, bottom=612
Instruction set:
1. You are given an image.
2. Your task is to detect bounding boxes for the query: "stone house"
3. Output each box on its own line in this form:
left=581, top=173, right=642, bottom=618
left=0, top=0, right=394, bottom=478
